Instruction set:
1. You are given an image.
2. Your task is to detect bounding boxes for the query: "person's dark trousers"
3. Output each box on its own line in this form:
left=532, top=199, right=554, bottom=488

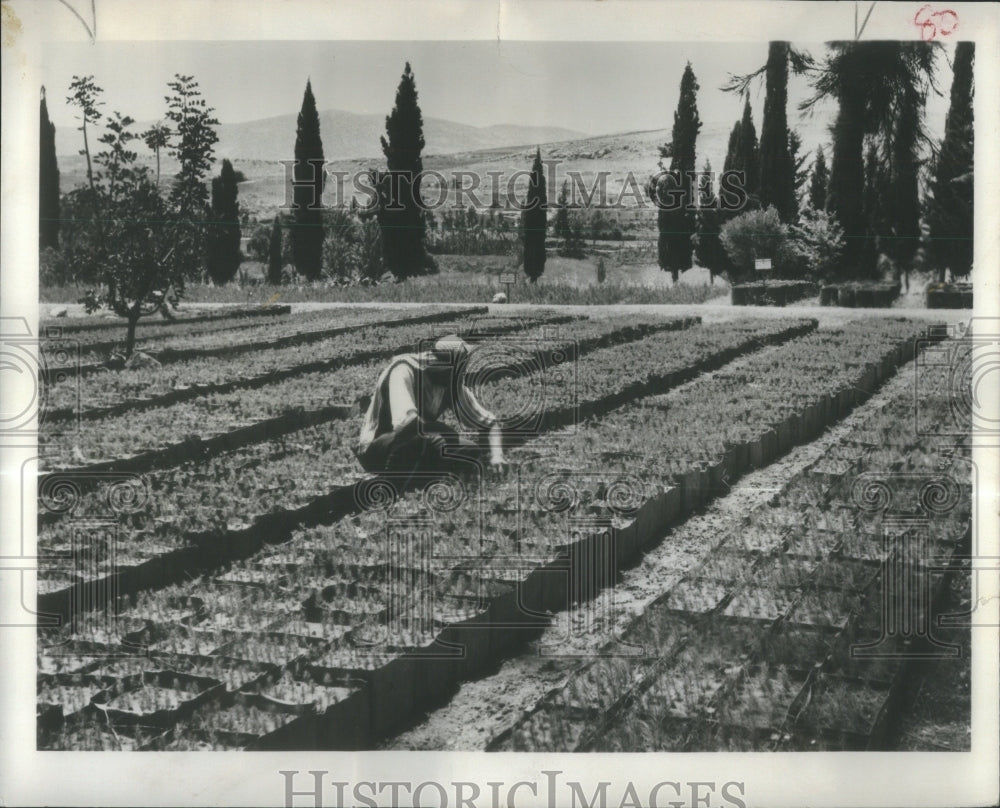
left=357, top=419, right=484, bottom=474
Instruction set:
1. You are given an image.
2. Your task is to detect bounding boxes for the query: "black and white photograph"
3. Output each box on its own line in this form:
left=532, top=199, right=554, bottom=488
left=1, top=1, right=998, bottom=806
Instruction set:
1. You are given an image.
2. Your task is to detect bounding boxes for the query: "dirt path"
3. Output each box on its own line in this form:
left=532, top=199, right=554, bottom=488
left=385, top=348, right=921, bottom=750
left=41, top=299, right=971, bottom=330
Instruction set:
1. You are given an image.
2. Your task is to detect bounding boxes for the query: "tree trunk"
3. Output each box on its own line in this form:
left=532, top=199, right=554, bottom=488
left=125, top=307, right=141, bottom=358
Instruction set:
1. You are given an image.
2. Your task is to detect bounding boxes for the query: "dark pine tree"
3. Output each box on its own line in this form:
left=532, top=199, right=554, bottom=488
left=693, top=159, right=729, bottom=285
left=554, top=180, right=572, bottom=246
left=655, top=62, right=701, bottom=281
left=927, top=41, right=974, bottom=281
left=292, top=79, right=325, bottom=280
left=758, top=42, right=797, bottom=221
left=788, top=129, right=809, bottom=212
left=39, top=87, right=61, bottom=250
left=380, top=62, right=429, bottom=279
left=809, top=144, right=829, bottom=210
left=804, top=42, right=938, bottom=278
left=268, top=215, right=284, bottom=284
left=887, top=83, right=923, bottom=278
left=522, top=147, right=547, bottom=283
left=723, top=98, right=760, bottom=208
left=207, top=159, right=243, bottom=285
left=860, top=142, right=888, bottom=279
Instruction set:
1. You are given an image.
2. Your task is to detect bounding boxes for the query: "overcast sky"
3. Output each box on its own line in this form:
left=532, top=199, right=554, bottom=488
left=40, top=39, right=954, bottom=140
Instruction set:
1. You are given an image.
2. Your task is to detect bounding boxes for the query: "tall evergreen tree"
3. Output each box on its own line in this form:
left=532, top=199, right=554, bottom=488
left=860, top=142, right=888, bottom=279
left=809, top=144, right=829, bottom=210
left=554, top=180, right=571, bottom=244
left=693, top=159, right=728, bottom=285
left=207, top=158, right=242, bottom=285
left=291, top=79, right=325, bottom=280
left=886, top=82, right=923, bottom=275
left=39, top=87, right=61, bottom=249
left=803, top=41, right=938, bottom=277
left=788, top=129, right=809, bottom=212
left=267, top=215, right=284, bottom=284
left=723, top=98, right=759, bottom=207
left=653, top=62, right=701, bottom=281
left=927, top=41, right=973, bottom=281
left=379, top=62, right=429, bottom=279
left=522, top=147, right=547, bottom=283
left=758, top=42, right=797, bottom=221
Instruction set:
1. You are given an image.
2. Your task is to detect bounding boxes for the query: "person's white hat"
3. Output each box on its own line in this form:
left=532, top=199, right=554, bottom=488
left=431, top=334, right=471, bottom=364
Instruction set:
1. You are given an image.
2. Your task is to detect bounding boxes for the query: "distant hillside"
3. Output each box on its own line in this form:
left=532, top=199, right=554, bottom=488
left=200, top=110, right=585, bottom=163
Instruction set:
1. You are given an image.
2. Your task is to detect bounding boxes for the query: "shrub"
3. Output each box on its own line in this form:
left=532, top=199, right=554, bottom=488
left=719, top=207, right=798, bottom=282
left=787, top=206, right=846, bottom=284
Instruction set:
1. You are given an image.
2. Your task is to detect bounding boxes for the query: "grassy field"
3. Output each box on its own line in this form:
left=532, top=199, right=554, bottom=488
left=41, top=253, right=729, bottom=307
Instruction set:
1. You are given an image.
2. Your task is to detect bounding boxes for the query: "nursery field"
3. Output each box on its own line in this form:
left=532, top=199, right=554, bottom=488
left=35, top=304, right=971, bottom=752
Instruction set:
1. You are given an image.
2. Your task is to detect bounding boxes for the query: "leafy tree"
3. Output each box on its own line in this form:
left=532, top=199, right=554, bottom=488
left=788, top=206, right=845, bottom=283
left=379, top=62, right=430, bottom=279
left=164, top=75, right=219, bottom=282
left=291, top=79, right=325, bottom=280
left=522, top=147, right=547, bottom=282
left=720, top=207, right=797, bottom=281
left=39, top=87, right=61, bottom=250
left=809, top=144, right=829, bottom=211
left=693, top=159, right=729, bottom=284
left=758, top=42, right=797, bottom=221
left=66, top=75, right=102, bottom=198
left=652, top=62, right=701, bottom=281
left=560, top=222, right=587, bottom=260
left=206, top=159, right=242, bottom=285
left=927, top=41, right=973, bottom=281
left=267, top=215, right=284, bottom=284
left=142, top=122, right=170, bottom=188
left=63, top=75, right=219, bottom=356
left=63, top=105, right=172, bottom=355
left=247, top=222, right=270, bottom=262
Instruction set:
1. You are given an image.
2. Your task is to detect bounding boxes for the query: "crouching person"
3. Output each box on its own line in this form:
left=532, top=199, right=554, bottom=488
left=355, top=335, right=505, bottom=474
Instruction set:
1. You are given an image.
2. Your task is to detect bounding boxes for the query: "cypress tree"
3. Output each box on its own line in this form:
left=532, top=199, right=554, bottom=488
left=887, top=83, right=922, bottom=275
left=809, top=145, right=829, bottom=211
left=379, top=62, right=429, bottom=279
left=292, top=79, right=325, bottom=280
left=788, top=129, right=809, bottom=213
left=39, top=87, right=61, bottom=250
left=758, top=42, right=797, bottom=221
left=268, top=215, right=284, bottom=284
left=927, top=41, right=974, bottom=281
left=522, top=147, right=547, bottom=283
left=723, top=98, right=759, bottom=207
left=655, top=62, right=701, bottom=281
left=206, top=158, right=242, bottom=285
left=554, top=180, right=571, bottom=244
left=693, top=159, right=729, bottom=285
left=859, top=142, right=887, bottom=279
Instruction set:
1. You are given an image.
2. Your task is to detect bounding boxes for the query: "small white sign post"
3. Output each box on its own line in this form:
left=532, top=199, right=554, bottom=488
left=754, top=257, right=773, bottom=284
left=498, top=271, right=517, bottom=301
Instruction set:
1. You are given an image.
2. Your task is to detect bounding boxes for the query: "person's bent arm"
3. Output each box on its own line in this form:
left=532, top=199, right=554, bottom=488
left=387, top=364, right=420, bottom=430
left=456, top=382, right=504, bottom=465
